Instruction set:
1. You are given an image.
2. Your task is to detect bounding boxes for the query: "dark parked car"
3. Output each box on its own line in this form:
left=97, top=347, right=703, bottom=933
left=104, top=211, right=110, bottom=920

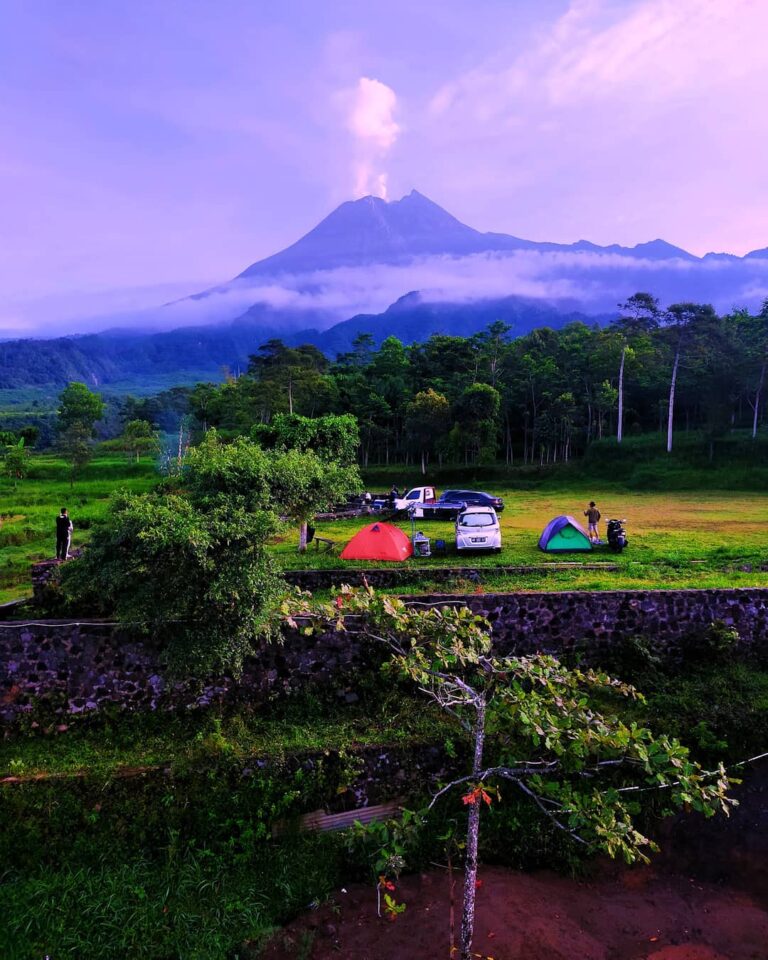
left=439, top=490, right=505, bottom=512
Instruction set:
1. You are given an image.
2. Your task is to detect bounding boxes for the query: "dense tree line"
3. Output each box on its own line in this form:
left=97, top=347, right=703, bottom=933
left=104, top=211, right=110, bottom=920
left=184, top=295, right=768, bottom=469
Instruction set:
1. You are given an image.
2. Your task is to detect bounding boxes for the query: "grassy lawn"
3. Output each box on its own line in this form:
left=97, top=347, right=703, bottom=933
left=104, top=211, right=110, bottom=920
left=273, top=488, right=768, bottom=591
left=0, top=454, right=158, bottom=603
left=4, top=453, right=768, bottom=602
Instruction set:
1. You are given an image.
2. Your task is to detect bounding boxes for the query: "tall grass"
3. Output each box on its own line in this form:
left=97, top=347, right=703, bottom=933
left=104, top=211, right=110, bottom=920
left=1, top=835, right=344, bottom=960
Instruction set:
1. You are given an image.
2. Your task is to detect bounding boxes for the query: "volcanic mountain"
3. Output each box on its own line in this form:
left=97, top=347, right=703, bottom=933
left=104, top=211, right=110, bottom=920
left=3, top=190, right=768, bottom=392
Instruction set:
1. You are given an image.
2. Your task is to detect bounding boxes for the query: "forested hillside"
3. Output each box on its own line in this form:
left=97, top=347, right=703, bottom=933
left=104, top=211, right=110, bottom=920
left=0, top=294, right=603, bottom=392
left=187, top=294, right=768, bottom=467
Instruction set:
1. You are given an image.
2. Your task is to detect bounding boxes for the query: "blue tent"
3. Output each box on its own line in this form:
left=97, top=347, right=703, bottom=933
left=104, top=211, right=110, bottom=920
left=538, top=515, right=592, bottom=552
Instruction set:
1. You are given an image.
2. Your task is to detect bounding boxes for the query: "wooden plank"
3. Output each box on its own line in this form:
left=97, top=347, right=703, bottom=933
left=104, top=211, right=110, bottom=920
left=274, top=799, right=404, bottom=836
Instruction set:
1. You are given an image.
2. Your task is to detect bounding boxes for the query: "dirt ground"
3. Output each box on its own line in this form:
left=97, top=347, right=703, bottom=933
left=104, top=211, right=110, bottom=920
left=258, top=863, right=768, bottom=960
left=256, top=756, right=768, bottom=960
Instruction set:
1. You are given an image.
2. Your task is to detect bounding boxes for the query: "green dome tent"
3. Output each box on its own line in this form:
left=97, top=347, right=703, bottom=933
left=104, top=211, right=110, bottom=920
left=538, top=515, right=592, bottom=552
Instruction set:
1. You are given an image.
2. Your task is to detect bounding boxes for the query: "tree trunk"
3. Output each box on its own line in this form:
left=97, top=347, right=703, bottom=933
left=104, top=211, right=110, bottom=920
left=460, top=698, right=486, bottom=960
left=421, top=448, right=426, bottom=475
left=298, top=520, right=308, bottom=553
left=617, top=346, right=626, bottom=443
left=753, top=361, right=766, bottom=439
left=667, top=342, right=681, bottom=453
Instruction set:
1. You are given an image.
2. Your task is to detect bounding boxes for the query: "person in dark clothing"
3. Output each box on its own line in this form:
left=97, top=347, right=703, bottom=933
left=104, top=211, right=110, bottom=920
left=390, top=484, right=399, bottom=500
left=584, top=501, right=601, bottom=543
left=56, top=508, right=73, bottom=560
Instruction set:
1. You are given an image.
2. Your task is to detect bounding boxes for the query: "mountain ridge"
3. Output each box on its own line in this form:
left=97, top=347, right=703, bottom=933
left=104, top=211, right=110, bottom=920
left=4, top=190, right=768, bottom=392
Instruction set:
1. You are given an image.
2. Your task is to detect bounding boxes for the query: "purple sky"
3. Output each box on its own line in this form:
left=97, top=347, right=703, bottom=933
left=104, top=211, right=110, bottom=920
left=1, top=0, right=767, bottom=334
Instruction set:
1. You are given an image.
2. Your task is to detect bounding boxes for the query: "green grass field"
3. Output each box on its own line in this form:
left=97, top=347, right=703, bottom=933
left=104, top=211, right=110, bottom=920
left=273, top=488, right=768, bottom=592
left=3, top=452, right=768, bottom=603
left=0, top=454, right=158, bottom=603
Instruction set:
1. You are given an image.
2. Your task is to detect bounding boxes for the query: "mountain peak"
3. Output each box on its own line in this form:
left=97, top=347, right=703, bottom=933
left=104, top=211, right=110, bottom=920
left=629, top=238, right=696, bottom=260
left=236, top=190, right=484, bottom=279
left=351, top=188, right=446, bottom=209
left=398, top=188, right=430, bottom=202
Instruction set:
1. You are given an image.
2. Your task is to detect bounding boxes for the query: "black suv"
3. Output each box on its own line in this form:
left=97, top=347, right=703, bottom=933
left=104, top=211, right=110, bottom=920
left=440, top=490, right=505, bottom=512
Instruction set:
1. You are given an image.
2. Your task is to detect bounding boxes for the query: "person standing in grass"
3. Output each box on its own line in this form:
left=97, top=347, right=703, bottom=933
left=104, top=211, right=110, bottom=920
left=56, top=507, right=73, bottom=560
left=584, top=501, right=601, bottom=543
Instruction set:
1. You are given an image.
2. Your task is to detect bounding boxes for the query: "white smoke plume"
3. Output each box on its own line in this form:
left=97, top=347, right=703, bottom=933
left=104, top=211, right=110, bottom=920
left=347, top=77, right=399, bottom=199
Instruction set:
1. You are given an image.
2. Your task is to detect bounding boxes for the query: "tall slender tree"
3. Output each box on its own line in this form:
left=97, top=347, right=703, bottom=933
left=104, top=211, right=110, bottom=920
left=615, top=294, right=661, bottom=443
left=661, top=303, right=717, bottom=453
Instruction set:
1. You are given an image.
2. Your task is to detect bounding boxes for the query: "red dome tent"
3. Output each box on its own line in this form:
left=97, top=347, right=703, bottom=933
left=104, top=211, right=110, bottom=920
left=340, top=522, right=413, bottom=562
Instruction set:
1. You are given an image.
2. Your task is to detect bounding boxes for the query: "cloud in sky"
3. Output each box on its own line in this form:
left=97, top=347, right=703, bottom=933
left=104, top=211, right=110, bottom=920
left=423, top=0, right=768, bottom=256
left=149, top=247, right=768, bottom=335
left=347, top=77, right=400, bottom=199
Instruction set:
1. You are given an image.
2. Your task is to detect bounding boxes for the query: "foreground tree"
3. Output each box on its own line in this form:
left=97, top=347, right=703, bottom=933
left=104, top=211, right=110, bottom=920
left=253, top=412, right=360, bottom=466
left=286, top=586, right=735, bottom=960
left=252, top=414, right=362, bottom=549
left=62, top=492, right=282, bottom=676
left=56, top=382, right=105, bottom=484
left=269, top=447, right=361, bottom=551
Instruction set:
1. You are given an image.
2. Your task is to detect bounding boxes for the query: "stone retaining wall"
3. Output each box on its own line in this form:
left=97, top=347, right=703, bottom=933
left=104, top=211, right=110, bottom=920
left=30, top=559, right=619, bottom=605
left=3, top=587, right=767, bottom=729
left=282, top=563, right=618, bottom=591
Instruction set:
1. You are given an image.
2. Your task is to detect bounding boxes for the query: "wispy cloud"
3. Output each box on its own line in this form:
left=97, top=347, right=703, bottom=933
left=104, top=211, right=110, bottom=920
left=424, top=0, right=768, bottom=256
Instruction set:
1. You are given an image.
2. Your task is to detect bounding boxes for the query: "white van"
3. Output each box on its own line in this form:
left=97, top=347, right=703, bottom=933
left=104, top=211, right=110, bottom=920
left=455, top=507, right=501, bottom=552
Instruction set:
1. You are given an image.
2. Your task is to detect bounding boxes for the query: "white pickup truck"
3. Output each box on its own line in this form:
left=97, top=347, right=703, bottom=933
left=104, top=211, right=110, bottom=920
left=393, top=486, right=466, bottom=520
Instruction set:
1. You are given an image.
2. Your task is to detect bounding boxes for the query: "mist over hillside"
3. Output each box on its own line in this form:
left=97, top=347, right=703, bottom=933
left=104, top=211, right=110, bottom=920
left=3, top=190, right=767, bottom=391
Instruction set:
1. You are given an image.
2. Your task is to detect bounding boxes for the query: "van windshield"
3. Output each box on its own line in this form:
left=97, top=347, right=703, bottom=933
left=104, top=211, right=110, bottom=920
left=459, top=513, right=495, bottom=527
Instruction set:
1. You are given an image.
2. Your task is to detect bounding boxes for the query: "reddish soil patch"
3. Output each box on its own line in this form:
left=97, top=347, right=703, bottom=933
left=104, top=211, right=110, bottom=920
left=258, top=865, right=768, bottom=960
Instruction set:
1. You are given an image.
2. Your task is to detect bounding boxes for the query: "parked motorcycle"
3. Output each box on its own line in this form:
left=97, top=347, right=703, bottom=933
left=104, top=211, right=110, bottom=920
left=606, top=518, right=628, bottom=553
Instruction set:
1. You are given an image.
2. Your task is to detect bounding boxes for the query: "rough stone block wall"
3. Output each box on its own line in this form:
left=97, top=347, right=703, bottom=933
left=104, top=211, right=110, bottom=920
left=3, top=588, right=768, bottom=728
